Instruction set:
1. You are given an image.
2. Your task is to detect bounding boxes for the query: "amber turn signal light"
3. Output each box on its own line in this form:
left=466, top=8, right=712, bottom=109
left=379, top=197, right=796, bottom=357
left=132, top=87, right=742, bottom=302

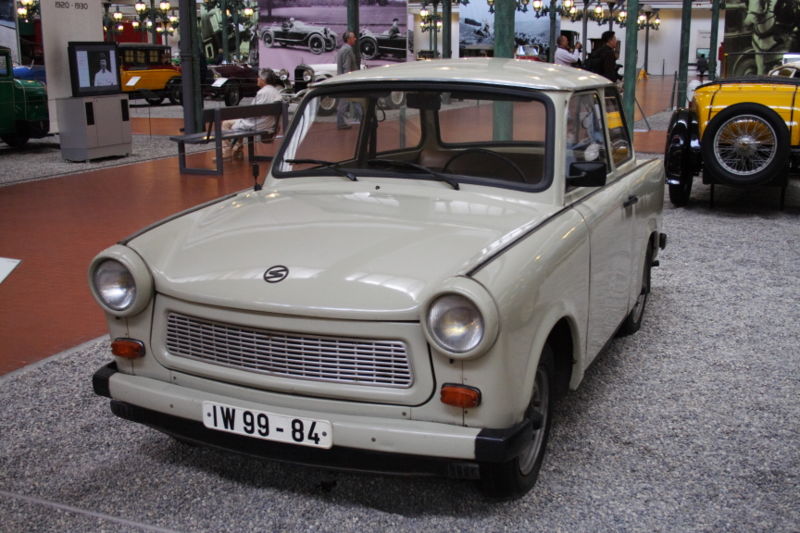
left=440, top=384, right=481, bottom=408
left=111, top=338, right=146, bottom=359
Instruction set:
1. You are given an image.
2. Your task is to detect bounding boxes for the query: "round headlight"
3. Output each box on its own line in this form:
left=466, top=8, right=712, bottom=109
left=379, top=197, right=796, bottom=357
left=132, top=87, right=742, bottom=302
left=93, top=259, right=136, bottom=311
left=302, top=70, right=313, bottom=82
left=89, top=245, right=154, bottom=317
left=427, top=294, right=484, bottom=354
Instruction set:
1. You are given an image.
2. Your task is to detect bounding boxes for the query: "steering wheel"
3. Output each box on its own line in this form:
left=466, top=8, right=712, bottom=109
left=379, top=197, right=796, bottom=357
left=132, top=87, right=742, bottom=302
left=442, top=148, right=527, bottom=183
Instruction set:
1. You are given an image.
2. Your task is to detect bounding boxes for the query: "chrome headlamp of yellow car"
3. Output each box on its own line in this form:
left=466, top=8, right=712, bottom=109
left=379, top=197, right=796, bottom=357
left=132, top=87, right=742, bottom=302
left=422, top=278, right=499, bottom=359
left=88, top=245, right=153, bottom=317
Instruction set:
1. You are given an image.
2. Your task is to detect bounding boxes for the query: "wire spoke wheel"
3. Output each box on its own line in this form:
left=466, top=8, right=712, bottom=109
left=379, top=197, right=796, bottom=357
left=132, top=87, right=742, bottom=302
left=713, top=114, right=777, bottom=176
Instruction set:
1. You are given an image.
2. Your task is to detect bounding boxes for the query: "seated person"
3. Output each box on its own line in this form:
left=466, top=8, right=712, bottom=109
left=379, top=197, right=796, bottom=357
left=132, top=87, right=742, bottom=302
left=222, top=68, right=283, bottom=158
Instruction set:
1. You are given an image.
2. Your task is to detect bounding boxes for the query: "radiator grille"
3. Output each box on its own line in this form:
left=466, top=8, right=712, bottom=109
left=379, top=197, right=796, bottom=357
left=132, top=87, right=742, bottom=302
left=165, top=313, right=413, bottom=387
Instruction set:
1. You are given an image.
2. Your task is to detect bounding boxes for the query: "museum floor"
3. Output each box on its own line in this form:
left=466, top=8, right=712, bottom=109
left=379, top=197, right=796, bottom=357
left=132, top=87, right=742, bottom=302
left=1, top=75, right=673, bottom=375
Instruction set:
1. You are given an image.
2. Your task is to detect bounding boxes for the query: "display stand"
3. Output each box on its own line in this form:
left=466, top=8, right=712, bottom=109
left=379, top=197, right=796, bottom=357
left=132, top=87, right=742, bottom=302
left=56, top=93, right=132, bottom=162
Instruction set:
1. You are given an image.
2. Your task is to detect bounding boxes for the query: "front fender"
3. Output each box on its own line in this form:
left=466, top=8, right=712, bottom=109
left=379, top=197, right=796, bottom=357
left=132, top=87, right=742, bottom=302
left=664, top=108, right=700, bottom=185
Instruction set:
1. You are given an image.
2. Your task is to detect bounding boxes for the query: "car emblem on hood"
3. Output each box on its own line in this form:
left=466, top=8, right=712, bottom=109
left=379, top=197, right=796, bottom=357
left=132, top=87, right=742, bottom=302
left=263, top=265, right=289, bottom=283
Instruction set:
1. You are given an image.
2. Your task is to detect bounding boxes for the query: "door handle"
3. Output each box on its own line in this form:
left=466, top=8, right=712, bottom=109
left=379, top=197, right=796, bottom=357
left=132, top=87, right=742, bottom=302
left=623, top=195, right=639, bottom=208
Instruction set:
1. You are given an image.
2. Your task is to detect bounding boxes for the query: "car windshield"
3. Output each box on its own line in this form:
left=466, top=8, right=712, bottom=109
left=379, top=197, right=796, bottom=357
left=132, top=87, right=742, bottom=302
left=274, top=86, right=552, bottom=191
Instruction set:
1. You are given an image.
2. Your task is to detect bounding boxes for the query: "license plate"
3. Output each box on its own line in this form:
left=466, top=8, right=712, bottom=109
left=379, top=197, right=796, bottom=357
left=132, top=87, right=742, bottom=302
left=202, top=401, right=333, bottom=449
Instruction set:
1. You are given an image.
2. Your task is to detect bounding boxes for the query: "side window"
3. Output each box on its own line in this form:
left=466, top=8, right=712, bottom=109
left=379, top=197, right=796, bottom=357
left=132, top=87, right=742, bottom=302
left=565, top=92, right=608, bottom=178
left=0, top=55, right=8, bottom=77
left=604, top=88, right=633, bottom=166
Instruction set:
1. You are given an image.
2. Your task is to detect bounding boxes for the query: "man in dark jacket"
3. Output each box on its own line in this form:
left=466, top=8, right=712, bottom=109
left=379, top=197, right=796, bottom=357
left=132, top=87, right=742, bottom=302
left=587, top=30, right=619, bottom=82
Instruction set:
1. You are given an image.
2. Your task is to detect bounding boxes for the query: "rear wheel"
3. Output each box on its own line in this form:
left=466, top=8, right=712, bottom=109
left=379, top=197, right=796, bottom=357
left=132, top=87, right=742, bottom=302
left=145, top=96, right=163, bottom=106
left=1, top=134, right=29, bottom=148
left=701, top=103, right=789, bottom=186
left=308, top=35, right=325, bottom=55
left=167, top=79, right=182, bottom=105
left=480, top=345, right=553, bottom=499
left=360, top=37, right=378, bottom=59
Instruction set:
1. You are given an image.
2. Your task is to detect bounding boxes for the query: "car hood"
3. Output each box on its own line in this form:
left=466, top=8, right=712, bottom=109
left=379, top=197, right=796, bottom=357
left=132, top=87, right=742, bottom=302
left=128, top=180, right=557, bottom=320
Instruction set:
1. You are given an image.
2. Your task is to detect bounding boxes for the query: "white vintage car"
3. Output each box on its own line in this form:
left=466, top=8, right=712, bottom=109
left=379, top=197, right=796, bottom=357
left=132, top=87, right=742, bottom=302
left=90, top=58, right=666, bottom=498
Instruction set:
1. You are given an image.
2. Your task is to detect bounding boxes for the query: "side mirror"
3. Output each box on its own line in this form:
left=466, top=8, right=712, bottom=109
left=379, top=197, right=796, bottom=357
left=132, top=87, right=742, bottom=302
left=566, top=161, right=607, bottom=187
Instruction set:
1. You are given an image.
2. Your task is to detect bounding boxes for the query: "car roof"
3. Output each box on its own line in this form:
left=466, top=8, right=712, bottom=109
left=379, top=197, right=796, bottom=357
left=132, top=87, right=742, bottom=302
left=317, top=57, right=611, bottom=91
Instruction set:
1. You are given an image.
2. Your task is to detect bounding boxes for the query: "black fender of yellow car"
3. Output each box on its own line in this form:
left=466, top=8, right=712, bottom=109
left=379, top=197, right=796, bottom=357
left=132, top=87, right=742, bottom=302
left=664, top=108, right=701, bottom=186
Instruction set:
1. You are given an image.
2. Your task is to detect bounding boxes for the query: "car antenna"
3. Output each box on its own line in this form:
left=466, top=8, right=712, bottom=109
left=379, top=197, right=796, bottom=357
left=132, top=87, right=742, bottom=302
left=252, top=163, right=262, bottom=191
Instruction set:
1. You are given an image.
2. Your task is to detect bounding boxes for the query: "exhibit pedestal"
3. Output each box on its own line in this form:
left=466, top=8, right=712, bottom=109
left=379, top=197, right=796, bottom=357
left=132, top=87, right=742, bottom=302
left=56, top=94, right=132, bottom=162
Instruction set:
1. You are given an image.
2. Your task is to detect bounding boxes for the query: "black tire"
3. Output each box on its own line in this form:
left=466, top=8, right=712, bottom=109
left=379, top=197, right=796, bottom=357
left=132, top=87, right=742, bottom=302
left=701, top=103, right=789, bottom=187
left=1, top=134, right=29, bottom=148
left=668, top=180, right=693, bottom=207
left=145, top=96, right=163, bottom=106
left=324, top=36, right=337, bottom=52
left=318, top=94, right=337, bottom=116
left=730, top=53, right=757, bottom=77
left=224, top=83, right=241, bottom=106
left=664, top=110, right=697, bottom=207
left=262, top=32, right=274, bottom=47
left=360, top=37, right=379, bottom=60
left=167, top=79, right=182, bottom=105
left=618, top=243, right=652, bottom=337
left=480, top=345, right=554, bottom=499
left=308, top=34, right=325, bottom=55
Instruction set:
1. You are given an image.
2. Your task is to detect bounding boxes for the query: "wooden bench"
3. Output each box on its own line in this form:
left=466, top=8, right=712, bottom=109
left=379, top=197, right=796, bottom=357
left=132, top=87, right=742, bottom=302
left=170, top=101, right=289, bottom=175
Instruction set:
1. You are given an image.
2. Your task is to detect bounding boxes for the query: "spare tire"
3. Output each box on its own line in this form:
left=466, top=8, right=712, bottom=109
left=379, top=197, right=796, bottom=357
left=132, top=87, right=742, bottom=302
left=701, top=102, right=789, bottom=187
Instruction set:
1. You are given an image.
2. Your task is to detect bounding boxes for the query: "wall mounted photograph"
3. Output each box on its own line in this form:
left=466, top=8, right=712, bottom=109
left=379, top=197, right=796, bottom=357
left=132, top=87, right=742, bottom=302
left=256, top=0, right=408, bottom=73
left=724, top=0, right=800, bottom=76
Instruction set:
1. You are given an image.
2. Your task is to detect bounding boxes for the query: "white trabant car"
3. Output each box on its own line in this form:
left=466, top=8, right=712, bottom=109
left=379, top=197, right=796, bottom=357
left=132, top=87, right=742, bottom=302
left=90, top=58, right=666, bottom=498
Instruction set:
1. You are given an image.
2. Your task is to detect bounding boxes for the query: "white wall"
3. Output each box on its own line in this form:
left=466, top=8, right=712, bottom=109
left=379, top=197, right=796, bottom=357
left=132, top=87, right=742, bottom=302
left=0, top=24, right=18, bottom=62
left=561, top=9, right=724, bottom=76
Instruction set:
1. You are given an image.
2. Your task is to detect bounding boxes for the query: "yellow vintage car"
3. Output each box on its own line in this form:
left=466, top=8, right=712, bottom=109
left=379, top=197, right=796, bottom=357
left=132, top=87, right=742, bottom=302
left=664, top=76, right=800, bottom=207
left=118, top=44, right=182, bottom=106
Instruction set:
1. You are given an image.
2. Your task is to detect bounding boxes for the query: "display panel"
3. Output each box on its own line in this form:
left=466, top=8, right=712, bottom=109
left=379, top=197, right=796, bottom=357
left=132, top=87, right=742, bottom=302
left=67, top=41, right=121, bottom=97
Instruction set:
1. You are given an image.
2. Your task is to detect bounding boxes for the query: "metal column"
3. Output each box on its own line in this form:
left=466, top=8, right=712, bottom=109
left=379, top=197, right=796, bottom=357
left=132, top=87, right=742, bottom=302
left=676, top=0, right=692, bottom=107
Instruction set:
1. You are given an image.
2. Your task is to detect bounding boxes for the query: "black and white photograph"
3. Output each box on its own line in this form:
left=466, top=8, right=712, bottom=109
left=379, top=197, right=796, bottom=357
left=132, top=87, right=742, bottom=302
left=724, top=0, right=800, bottom=76
left=256, top=0, right=408, bottom=72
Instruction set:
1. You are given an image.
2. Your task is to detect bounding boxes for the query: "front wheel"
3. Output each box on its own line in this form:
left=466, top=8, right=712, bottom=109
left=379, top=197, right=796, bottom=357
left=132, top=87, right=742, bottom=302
left=480, top=345, right=553, bottom=499
left=668, top=179, right=692, bottom=207
left=308, top=34, right=325, bottom=55
left=224, top=83, right=241, bottom=106
left=262, top=32, right=274, bottom=47
left=618, top=243, right=652, bottom=336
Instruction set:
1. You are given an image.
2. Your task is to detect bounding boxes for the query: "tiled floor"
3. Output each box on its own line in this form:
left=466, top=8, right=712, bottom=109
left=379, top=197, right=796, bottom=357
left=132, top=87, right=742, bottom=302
left=0, top=76, right=675, bottom=375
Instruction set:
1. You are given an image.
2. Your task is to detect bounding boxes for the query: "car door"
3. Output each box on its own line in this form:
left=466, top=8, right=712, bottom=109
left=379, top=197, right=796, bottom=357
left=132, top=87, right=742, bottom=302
left=567, top=90, right=635, bottom=360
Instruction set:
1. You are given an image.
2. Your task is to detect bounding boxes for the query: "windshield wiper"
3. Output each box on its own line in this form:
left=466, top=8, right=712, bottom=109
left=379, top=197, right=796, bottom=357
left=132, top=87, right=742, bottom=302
left=367, top=158, right=460, bottom=190
left=285, top=158, right=358, bottom=182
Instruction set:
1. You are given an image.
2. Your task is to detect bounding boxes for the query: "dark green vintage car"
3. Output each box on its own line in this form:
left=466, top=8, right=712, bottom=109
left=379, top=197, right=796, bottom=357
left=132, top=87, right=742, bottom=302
left=0, top=46, right=49, bottom=148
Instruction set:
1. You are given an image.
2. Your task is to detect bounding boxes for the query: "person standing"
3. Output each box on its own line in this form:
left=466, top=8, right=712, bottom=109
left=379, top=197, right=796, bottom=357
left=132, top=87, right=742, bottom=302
left=586, top=30, right=620, bottom=82
left=336, top=31, right=360, bottom=130
left=554, top=35, right=582, bottom=67
left=696, top=54, right=708, bottom=81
